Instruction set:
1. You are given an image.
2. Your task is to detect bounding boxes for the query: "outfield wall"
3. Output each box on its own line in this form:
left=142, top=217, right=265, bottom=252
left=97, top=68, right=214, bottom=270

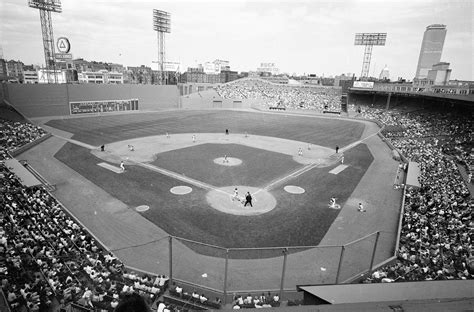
left=3, top=84, right=179, bottom=118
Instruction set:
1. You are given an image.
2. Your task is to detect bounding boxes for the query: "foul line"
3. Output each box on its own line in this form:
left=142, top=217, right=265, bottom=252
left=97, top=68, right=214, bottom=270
left=136, top=162, right=216, bottom=191
left=49, top=132, right=99, bottom=150
left=136, top=162, right=237, bottom=196
left=340, top=125, right=384, bottom=153
left=257, top=161, right=321, bottom=194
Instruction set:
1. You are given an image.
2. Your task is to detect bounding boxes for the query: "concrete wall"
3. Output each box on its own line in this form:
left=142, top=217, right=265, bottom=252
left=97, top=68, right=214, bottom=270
left=4, top=83, right=179, bottom=117
left=67, top=84, right=179, bottom=111
left=6, top=84, right=69, bottom=117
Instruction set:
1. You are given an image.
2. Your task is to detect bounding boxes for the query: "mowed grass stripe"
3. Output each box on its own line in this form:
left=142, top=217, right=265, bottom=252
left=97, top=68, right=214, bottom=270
left=46, top=110, right=364, bottom=148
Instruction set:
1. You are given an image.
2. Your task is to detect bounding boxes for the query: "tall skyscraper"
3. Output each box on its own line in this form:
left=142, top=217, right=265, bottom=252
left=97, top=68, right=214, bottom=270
left=415, top=24, right=447, bottom=79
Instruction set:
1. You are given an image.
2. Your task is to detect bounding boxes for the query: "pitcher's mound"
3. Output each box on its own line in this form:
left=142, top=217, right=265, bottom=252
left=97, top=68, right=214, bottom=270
left=206, top=186, right=276, bottom=216
left=214, top=157, right=242, bottom=166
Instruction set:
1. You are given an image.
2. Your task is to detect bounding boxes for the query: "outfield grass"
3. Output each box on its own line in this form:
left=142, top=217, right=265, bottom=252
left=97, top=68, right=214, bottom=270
left=46, top=110, right=364, bottom=148
left=54, top=139, right=373, bottom=258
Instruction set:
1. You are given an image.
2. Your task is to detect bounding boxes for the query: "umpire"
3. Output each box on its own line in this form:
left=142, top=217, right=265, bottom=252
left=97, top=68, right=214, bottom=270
left=244, top=192, right=253, bottom=207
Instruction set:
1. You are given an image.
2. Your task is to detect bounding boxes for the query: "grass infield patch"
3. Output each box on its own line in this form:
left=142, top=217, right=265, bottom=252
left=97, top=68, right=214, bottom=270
left=151, top=143, right=302, bottom=187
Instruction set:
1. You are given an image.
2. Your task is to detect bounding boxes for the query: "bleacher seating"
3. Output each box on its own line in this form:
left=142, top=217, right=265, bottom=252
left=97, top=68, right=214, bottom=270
left=216, top=79, right=342, bottom=112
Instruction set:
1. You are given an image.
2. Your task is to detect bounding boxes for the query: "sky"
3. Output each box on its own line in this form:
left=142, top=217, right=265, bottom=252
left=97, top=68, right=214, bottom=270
left=1, top=0, right=473, bottom=80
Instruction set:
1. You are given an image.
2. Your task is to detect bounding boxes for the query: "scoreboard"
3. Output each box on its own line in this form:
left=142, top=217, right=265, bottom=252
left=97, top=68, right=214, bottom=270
left=70, top=99, right=139, bottom=115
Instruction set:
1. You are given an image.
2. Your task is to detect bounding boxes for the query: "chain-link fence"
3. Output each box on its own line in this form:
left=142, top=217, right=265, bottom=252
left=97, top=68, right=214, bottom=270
left=160, top=231, right=393, bottom=304
left=171, top=237, right=227, bottom=292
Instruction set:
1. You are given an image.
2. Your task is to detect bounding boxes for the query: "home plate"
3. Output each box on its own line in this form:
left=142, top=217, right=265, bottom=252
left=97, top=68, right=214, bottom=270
left=329, top=165, right=348, bottom=175
left=98, top=162, right=123, bottom=173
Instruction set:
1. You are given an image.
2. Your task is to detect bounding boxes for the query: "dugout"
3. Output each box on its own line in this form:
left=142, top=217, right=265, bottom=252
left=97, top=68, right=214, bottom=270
left=406, top=161, right=421, bottom=188
left=297, top=280, right=474, bottom=306
left=4, top=159, right=42, bottom=188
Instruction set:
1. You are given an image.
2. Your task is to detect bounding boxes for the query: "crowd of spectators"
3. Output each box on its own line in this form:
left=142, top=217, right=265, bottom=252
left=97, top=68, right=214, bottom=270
left=0, top=163, right=171, bottom=311
left=230, top=292, right=280, bottom=309
left=216, top=79, right=342, bottom=111
left=0, top=116, right=172, bottom=311
left=166, top=282, right=222, bottom=310
left=0, top=118, right=47, bottom=160
left=359, top=104, right=473, bottom=283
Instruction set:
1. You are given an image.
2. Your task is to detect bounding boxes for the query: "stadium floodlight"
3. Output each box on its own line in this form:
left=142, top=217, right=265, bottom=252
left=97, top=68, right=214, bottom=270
left=153, top=9, right=171, bottom=85
left=354, top=33, right=387, bottom=78
left=29, top=0, right=62, bottom=83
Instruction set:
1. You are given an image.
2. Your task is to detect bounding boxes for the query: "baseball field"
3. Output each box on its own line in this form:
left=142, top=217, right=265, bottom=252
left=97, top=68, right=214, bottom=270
left=20, top=109, right=401, bottom=291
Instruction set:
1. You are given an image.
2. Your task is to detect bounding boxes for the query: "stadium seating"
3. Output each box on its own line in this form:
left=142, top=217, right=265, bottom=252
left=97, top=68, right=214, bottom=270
left=359, top=105, right=473, bottom=283
left=0, top=117, right=47, bottom=160
left=216, top=79, right=342, bottom=112
left=1, top=103, right=472, bottom=311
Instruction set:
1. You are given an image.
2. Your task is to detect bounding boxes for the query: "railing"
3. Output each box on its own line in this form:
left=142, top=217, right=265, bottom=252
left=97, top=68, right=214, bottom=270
left=114, top=230, right=396, bottom=305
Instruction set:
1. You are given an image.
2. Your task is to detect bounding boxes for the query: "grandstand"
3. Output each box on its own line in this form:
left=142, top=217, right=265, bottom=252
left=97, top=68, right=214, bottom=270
left=1, top=80, right=473, bottom=312
left=216, top=78, right=343, bottom=112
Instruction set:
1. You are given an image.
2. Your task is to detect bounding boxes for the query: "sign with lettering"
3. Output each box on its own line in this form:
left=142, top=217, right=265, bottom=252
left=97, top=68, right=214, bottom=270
left=57, top=37, right=71, bottom=53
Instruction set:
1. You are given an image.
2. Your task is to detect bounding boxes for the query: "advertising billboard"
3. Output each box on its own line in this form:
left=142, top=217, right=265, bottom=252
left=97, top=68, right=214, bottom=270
left=353, top=81, right=374, bottom=89
left=203, top=62, right=218, bottom=74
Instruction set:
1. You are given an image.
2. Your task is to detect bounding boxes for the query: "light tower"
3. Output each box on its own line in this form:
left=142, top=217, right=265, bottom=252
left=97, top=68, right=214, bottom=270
left=153, top=9, right=171, bottom=85
left=28, top=0, right=62, bottom=83
left=354, top=33, right=386, bottom=79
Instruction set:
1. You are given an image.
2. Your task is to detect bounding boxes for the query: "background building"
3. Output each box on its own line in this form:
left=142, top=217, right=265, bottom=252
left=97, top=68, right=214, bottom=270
left=379, top=65, right=390, bottom=80
left=414, top=62, right=452, bottom=89
left=415, top=24, right=447, bottom=79
left=427, top=62, right=451, bottom=86
left=0, top=59, right=7, bottom=82
left=3, top=60, right=25, bottom=82
left=127, top=65, right=153, bottom=84
left=78, top=70, right=123, bottom=84
left=257, top=63, right=279, bottom=76
left=335, top=73, right=354, bottom=87
left=23, top=70, right=38, bottom=84
left=37, top=69, right=67, bottom=84
left=213, top=59, right=230, bottom=72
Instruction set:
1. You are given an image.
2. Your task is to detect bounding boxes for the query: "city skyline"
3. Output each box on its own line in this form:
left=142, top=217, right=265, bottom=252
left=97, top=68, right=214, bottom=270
left=1, top=0, right=473, bottom=80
